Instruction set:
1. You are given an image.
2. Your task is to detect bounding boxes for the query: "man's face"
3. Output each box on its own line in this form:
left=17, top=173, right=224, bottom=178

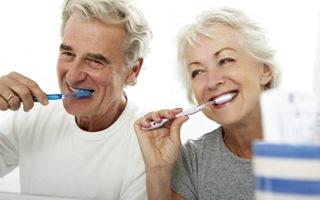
left=57, top=15, right=134, bottom=119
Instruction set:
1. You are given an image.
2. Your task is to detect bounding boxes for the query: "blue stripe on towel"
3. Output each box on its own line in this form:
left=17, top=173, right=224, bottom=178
left=253, top=142, right=320, bottom=159
left=255, top=176, right=320, bottom=195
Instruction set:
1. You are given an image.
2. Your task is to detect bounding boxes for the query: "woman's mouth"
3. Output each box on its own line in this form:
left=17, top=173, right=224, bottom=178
left=212, top=91, right=237, bottom=105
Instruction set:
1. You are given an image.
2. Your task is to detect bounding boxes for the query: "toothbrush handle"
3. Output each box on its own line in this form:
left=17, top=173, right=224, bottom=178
left=142, top=107, right=203, bottom=130
left=46, top=94, right=63, bottom=100
left=33, top=94, right=63, bottom=101
left=141, top=103, right=211, bottom=131
left=175, top=107, right=201, bottom=117
left=142, top=118, right=169, bottom=131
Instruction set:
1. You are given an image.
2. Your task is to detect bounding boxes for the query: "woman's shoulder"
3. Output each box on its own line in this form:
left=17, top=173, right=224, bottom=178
left=183, top=126, right=223, bottom=150
left=187, top=126, right=222, bottom=141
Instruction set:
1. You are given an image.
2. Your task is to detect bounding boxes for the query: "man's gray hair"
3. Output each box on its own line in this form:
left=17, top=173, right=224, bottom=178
left=61, top=0, right=152, bottom=68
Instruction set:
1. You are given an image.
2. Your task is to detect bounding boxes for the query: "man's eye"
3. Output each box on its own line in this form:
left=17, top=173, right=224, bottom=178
left=92, top=59, right=102, bottom=64
left=60, top=52, right=74, bottom=61
left=87, top=59, right=104, bottom=68
left=219, top=58, right=234, bottom=65
left=61, top=51, right=73, bottom=56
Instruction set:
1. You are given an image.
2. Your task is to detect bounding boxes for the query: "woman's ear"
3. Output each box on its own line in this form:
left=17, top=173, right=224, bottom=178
left=125, top=58, right=143, bottom=85
left=260, top=63, right=273, bottom=85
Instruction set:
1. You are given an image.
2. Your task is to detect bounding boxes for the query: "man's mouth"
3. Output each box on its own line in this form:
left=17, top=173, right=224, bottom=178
left=70, top=87, right=94, bottom=93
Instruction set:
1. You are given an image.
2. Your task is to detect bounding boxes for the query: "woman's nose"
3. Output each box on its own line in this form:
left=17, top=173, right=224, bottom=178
left=207, top=68, right=225, bottom=89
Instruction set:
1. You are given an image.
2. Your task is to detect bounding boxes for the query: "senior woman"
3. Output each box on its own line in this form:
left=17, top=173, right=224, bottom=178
left=134, top=7, right=281, bottom=200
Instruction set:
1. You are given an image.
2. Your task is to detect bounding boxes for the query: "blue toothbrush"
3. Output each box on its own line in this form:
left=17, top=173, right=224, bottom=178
left=33, top=89, right=92, bottom=101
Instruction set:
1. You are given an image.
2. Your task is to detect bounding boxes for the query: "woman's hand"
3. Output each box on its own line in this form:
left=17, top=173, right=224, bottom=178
left=135, top=108, right=189, bottom=171
left=134, top=108, right=189, bottom=199
left=0, top=71, right=48, bottom=112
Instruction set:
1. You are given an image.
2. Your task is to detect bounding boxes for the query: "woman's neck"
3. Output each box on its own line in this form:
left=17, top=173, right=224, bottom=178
left=222, top=123, right=263, bottom=159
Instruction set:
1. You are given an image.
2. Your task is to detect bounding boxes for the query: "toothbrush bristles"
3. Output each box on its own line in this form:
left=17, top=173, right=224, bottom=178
left=75, top=90, right=92, bottom=98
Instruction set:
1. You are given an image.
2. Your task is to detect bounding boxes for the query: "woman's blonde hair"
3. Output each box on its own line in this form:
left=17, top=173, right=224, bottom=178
left=176, top=7, right=281, bottom=104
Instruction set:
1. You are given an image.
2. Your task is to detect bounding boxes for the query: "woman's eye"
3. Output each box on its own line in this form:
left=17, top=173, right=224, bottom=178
left=191, top=70, right=203, bottom=79
left=219, top=58, right=234, bottom=65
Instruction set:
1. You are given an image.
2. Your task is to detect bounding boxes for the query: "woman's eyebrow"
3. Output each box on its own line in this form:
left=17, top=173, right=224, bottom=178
left=215, top=47, right=236, bottom=56
left=188, top=61, right=202, bottom=68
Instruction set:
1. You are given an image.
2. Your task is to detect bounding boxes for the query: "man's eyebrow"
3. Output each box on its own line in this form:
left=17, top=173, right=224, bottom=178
left=60, top=43, right=73, bottom=51
left=86, top=53, right=110, bottom=64
left=59, top=44, right=110, bottom=64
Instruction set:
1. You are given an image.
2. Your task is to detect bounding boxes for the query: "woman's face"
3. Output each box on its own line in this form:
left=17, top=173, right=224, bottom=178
left=186, top=24, right=272, bottom=126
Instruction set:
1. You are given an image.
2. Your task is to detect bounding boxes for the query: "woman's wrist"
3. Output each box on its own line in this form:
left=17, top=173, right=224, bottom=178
left=146, top=167, right=172, bottom=200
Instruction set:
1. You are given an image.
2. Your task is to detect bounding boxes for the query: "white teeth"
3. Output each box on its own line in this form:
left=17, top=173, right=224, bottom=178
left=70, top=87, right=85, bottom=92
left=214, top=92, right=237, bottom=105
left=69, top=87, right=77, bottom=92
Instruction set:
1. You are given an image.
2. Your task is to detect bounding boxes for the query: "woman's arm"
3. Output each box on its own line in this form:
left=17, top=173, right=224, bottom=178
left=134, top=108, right=188, bottom=200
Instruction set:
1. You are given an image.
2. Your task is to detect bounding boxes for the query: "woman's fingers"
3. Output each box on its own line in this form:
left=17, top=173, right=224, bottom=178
left=138, top=108, right=183, bottom=130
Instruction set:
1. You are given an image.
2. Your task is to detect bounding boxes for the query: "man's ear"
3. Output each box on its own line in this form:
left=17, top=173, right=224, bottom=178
left=260, top=63, right=273, bottom=86
left=125, top=58, right=143, bottom=85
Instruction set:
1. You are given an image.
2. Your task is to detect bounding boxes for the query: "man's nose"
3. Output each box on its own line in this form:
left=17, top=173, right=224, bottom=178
left=66, top=59, right=87, bottom=84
